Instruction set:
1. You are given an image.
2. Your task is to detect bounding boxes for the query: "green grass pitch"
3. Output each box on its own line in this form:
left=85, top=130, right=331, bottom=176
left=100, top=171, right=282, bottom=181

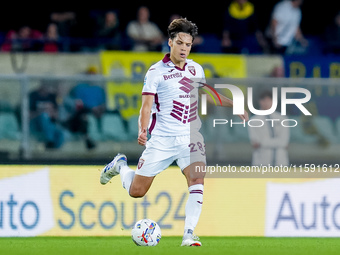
left=1, top=236, right=340, bottom=255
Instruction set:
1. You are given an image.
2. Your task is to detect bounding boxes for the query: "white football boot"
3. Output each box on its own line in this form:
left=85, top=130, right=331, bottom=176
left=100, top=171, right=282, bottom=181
left=181, top=231, right=202, bottom=246
left=100, top=153, right=127, bottom=185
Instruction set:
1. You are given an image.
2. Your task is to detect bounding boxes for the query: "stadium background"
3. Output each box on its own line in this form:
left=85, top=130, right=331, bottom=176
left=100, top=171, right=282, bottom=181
left=1, top=0, right=340, bottom=239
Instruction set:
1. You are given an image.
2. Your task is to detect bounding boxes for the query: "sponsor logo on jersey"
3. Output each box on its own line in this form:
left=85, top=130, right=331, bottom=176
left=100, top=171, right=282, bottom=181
left=163, top=72, right=182, bottom=80
left=179, top=94, right=196, bottom=98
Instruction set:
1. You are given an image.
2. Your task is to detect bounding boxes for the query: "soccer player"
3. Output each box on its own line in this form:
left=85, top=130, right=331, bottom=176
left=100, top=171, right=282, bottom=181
left=100, top=18, right=248, bottom=246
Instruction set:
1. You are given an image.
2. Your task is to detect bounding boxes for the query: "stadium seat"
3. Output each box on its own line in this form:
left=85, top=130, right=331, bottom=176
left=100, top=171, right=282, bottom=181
left=87, top=114, right=103, bottom=141
left=230, top=116, right=249, bottom=143
left=312, top=116, right=337, bottom=144
left=289, top=116, right=318, bottom=144
left=0, top=113, right=21, bottom=140
left=127, top=116, right=139, bottom=141
left=201, top=115, right=234, bottom=143
left=334, top=117, right=340, bottom=143
left=289, top=117, right=304, bottom=143
left=101, top=113, right=129, bottom=141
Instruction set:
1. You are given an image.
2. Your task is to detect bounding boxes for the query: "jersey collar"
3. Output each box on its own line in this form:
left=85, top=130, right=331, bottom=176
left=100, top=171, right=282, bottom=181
left=162, top=53, right=187, bottom=71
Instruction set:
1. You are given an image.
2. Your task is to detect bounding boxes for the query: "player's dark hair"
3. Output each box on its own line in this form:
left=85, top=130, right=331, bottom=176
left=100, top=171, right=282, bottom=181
left=167, top=18, right=198, bottom=41
left=259, top=90, right=273, bottom=100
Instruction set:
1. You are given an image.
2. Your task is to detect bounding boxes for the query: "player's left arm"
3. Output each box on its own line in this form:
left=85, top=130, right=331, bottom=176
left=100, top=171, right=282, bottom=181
left=199, top=85, right=249, bottom=121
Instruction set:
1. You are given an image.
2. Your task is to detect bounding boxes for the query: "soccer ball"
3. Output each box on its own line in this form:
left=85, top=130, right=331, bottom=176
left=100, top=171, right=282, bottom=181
left=131, top=219, right=161, bottom=246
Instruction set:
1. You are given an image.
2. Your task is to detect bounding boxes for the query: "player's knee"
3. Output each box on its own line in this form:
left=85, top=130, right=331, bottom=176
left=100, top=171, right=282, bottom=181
left=129, top=186, right=147, bottom=198
left=189, top=177, right=204, bottom=186
left=129, top=191, right=146, bottom=198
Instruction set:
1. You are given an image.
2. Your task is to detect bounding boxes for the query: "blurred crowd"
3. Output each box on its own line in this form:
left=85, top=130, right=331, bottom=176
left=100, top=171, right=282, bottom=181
left=0, top=0, right=339, bottom=55
left=29, top=66, right=107, bottom=150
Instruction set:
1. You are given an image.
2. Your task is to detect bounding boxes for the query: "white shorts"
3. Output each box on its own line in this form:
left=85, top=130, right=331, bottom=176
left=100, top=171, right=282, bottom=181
left=135, top=132, right=206, bottom=177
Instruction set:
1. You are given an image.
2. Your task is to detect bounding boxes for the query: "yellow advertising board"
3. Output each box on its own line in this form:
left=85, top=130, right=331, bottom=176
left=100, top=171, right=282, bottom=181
left=0, top=165, right=265, bottom=237
left=100, top=51, right=247, bottom=119
left=1, top=165, right=339, bottom=237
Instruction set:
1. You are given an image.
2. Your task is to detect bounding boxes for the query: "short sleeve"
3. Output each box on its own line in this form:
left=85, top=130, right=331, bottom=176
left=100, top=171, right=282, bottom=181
left=200, top=65, right=206, bottom=85
left=142, top=67, right=160, bottom=95
left=127, top=21, right=138, bottom=38
left=272, top=2, right=283, bottom=21
left=200, top=65, right=207, bottom=86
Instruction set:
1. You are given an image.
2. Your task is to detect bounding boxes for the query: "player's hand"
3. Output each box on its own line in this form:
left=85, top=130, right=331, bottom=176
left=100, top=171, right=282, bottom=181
left=238, top=110, right=249, bottom=122
left=138, top=128, right=148, bottom=146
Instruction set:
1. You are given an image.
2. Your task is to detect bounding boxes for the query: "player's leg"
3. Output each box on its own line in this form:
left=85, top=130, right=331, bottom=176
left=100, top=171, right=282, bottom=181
left=129, top=136, right=178, bottom=197
left=128, top=174, right=154, bottom=198
left=176, top=132, right=206, bottom=246
left=183, top=161, right=205, bottom=186
left=100, top=136, right=175, bottom=198
left=100, top=153, right=155, bottom=198
left=181, top=162, right=205, bottom=246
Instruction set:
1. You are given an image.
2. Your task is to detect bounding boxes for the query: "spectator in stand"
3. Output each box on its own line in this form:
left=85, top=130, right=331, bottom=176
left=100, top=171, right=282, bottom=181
left=270, top=65, right=285, bottom=77
left=221, top=0, right=268, bottom=54
left=268, top=0, right=308, bottom=54
left=30, top=81, right=64, bottom=149
left=324, top=11, right=340, bottom=55
left=1, top=30, right=17, bottom=51
left=248, top=91, right=290, bottom=166
left=43, top=23, right=60, bottom=52
left=1, top=25, right=43, bottom=51
left=63, top=66, right=106, bottom=150
left=50, top=11, right=77, bottom=37
left=95, top=11, right=122, bottom=50
left=126, top=6, right=164, bottom=51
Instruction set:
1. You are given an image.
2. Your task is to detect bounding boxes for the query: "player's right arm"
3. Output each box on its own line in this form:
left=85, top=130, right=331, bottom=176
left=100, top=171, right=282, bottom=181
left=138, top=95, right=153, bottom=146
left=138, top=66, right=160, bottom=146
